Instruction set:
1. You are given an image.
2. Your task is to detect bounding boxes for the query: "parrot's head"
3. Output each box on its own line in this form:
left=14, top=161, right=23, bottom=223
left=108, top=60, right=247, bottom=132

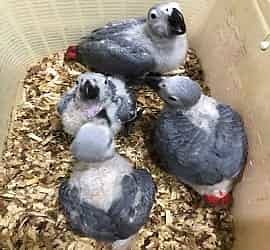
left=154, top=76, right=202, bottom=109
left=74, top=72, right=113, bottom=119
left=71, top=122, right=115, bottom=163
left=76, top=72, right=112, bottom=103
left=147, top=2, right=186, bottom=38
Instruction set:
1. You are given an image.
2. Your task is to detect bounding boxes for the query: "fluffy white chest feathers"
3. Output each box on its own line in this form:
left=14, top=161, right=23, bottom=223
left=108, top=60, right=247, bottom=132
left=153, top=34, right=188, bottom=73
left=184, top=95, right=220, bottom=132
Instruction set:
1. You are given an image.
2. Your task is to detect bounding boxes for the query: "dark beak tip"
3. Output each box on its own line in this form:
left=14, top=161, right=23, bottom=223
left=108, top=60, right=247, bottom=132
left=170, top=8, right=181, bottom=19
left=172, top=7, right=180, bottom=14
left=168, top=8, right=186, bottom=35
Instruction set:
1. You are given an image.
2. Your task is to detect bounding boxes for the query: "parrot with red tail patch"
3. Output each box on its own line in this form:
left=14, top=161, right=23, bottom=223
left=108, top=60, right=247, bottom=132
left=150, top=76, right=248, bottom=207
left=64, top=2, right=187, bottom=82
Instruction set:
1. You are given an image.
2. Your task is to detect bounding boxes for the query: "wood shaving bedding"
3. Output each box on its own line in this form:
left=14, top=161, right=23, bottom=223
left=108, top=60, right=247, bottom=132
left=0, top=50, right=233, bottom=250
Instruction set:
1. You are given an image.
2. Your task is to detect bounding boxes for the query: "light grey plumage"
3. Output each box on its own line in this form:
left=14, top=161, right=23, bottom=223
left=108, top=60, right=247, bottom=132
left=153, top=76, right=248, bottom=206
left=59, top=123, right=156, bottom=249
left=57, top=72, right=137, bottom=136
left=65, top=2, right=188, bottom=79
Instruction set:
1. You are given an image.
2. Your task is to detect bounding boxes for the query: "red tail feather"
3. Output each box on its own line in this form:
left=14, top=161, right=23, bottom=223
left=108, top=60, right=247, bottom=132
left=65, top=45, right=78, bottom=61
left=203, top=192, right=233, bottom=207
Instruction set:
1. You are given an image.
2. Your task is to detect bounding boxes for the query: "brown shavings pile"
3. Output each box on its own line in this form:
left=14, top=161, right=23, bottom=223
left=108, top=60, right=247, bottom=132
left=0, top=49, right=233, bottom=250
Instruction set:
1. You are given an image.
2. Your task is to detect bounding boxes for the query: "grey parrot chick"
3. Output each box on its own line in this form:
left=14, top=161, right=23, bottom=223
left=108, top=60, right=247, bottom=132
left=57, top=72, right=137, bottom=136
left=59, top=123, right=156, bottom=250
left=64, top=2, right=188, bottom=80
left=153, top=76, right=248, bottom=207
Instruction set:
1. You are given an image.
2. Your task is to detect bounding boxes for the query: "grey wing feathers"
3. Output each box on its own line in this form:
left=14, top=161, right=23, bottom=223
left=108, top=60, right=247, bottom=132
left=59, top=171, right=155, bottom=241
left=214, top=104, right=248, bottom=178
left=57, top=86, right=76, bottom=115
left=108, top=170, right=156, bottom=238
left=78, top=18, right=154, bottom=77
left=154, top=106, right=248, bottom=186
left=88, top=18, right=146, bottom=41
left=107, top=79, right=137, bottom=123
left=184, top=103, right=248, bottom=184
left=78, top=39, right=155, bottom=77
left=117, top=90, right=137, bottom=123
left=155, top=111, right=220, bottom=185
left=59, top=181, right=122, bottom=242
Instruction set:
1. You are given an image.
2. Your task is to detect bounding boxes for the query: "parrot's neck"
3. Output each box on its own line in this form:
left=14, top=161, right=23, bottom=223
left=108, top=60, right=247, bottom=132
left=74, top=154, right=130, bottom=171
left=183, top=95, right=220, bottom=132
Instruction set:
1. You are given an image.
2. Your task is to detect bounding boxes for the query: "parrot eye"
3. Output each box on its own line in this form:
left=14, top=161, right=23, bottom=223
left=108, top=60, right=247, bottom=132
left=161, top=84, right=166, bottom=88
left=75, top=80, right=79, bottom=85
left=150, top=12, right=157, bottom=19
left=105, top=78, right=113, bottom=86
left=169, top=96, right=178, bottom=101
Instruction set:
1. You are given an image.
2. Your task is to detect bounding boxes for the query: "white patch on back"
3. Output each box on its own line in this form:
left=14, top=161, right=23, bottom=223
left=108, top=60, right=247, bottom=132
left=69, top=154, right=132, bottom=212
left=184, top=95, right=219, bottom=133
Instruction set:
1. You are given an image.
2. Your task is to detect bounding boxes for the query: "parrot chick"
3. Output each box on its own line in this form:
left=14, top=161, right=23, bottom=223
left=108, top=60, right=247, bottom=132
left=57, top=72, right=137, bottom=136
left=64, top=2, right=188, bottom=81
left=151, top=76, right=248, bottom=207
left=59, top=122, right=156, bottom=250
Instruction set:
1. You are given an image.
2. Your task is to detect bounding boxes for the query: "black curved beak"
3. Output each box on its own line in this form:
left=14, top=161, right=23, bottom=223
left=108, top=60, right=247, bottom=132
left=80, top=80, right=100, bottom=100
left=168, top=8, right=186, bottom=35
